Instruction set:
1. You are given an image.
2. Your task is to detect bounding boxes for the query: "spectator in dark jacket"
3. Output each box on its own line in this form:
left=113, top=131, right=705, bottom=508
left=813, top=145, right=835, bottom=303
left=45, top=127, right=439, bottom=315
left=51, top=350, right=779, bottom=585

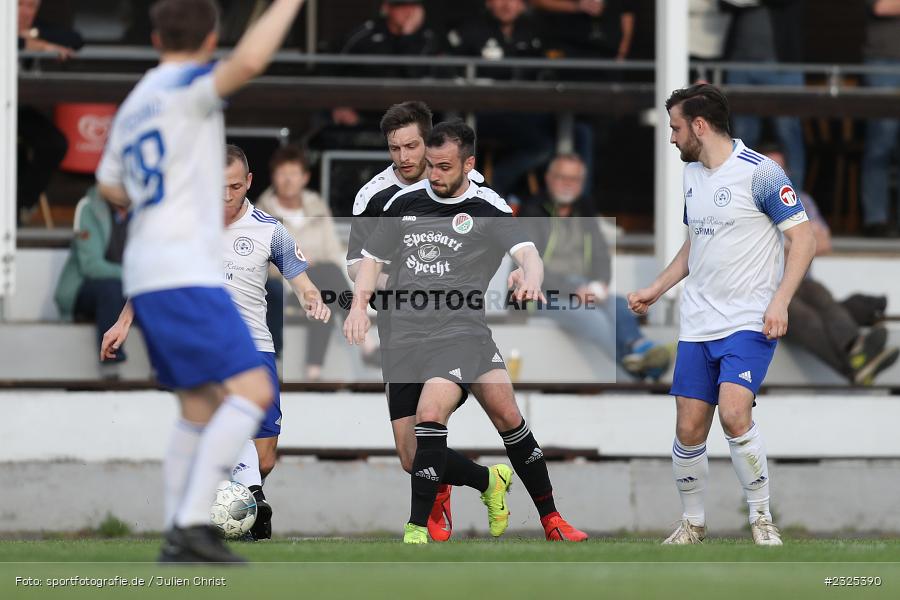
left=331, top=0, right=442, bottom=129
left=17, top=0, right=84, bottom=223
left=449, top=0, right=556, bottom=198
left=55, top=187, right=129, bottom=370
left=520, top=154, right=671, bottom=380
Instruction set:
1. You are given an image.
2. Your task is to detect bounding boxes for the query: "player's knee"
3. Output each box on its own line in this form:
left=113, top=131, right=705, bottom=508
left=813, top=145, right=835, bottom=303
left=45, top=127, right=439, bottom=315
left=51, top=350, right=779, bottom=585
left=719, top=410, right=752, bottom=438
left=493, top=407, right=523, bottom=432
left=675, top=424, right=707, bottom=447
left=238, top=369, right=273, bottom=409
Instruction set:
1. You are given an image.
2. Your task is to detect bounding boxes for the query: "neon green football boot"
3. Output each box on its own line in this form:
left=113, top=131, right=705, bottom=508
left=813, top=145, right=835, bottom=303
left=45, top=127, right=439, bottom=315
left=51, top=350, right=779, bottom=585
left=480, top=464, right=513, bottom=537
left=403, top=522, right=429, bottom=544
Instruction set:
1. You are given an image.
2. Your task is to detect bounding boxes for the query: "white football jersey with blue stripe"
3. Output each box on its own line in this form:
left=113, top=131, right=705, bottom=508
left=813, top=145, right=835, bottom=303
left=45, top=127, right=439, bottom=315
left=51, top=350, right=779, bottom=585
left=680, top=140, right=809, bottom=341
left=223, top=202, right=309, bottom=354
left=96, top=62, right=224, bottom=296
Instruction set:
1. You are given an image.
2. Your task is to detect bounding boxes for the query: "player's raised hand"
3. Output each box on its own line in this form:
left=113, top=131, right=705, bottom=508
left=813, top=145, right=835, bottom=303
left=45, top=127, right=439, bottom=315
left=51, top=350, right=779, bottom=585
left=343, top=308, right=371, bottom=346
left=100, top=320, right=131, bottom=362
left=627, top=286, right=659, bottom=316
left=763, top=299, right=789, bottom=340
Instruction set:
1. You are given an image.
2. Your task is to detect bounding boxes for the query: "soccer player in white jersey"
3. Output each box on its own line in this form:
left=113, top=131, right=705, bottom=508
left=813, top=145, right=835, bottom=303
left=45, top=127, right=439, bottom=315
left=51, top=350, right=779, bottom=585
left=103, top=145, right=331, bottom=541
left=93, top=0, right=306, bottom=562
left=628, top=84, right=816, bottom=546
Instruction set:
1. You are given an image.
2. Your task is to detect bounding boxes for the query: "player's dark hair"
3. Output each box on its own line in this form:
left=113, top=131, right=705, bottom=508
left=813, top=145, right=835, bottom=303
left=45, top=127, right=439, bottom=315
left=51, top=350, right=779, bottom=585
left=426, top=119, right=476, bottom=160
left=665, top=83, right=731, bottom=136
left=269, top=145, right=310, bottom=175
left=380, top=101, right=433, bottom=140
left=225, top=144, right=249, bottom=175
left=150, top=0, right=219, bottom=53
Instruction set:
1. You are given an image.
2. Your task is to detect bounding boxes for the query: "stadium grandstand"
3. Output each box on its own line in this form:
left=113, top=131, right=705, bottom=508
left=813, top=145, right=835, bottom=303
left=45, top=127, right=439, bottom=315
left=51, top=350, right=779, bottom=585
left=2, top=0, right=900, bottom=597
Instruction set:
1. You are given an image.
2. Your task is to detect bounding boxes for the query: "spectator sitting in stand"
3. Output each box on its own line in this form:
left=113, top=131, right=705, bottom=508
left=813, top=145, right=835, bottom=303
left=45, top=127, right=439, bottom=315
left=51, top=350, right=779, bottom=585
left=520, top=153, right=672, bottom=380
left=54, top=187, right=129, bottom=378
left=759, top=144, right=898, bottom=385
left=255, top=146, right=378, bottom=381
left=17, top=0, right=84, bottom=225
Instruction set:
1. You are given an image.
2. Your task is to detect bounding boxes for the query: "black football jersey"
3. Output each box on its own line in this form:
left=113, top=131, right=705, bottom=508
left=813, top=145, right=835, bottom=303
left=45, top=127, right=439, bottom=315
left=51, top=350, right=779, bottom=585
left=363, top=180, right=532, bottom=348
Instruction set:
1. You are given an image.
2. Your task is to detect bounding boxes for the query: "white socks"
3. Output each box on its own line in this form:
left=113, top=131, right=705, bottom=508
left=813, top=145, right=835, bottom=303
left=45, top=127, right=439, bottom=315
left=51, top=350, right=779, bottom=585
left=232, top=439, right=262, bottom=488
left=163, top=419, right=203, bottom=530
left=174, top=396, right=264, bottom=528
left=726, top=422, right=772, bottom=524
left=672, top=438, right=708, bottom=527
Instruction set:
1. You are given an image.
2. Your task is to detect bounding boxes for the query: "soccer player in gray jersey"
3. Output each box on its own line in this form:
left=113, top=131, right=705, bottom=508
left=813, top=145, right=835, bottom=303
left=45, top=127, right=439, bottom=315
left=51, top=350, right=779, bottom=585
left=347, top=102, right=508, bottom=542
left=345, top=120, right=587, bottom=543
left=629, top=84, right=816, bottom=545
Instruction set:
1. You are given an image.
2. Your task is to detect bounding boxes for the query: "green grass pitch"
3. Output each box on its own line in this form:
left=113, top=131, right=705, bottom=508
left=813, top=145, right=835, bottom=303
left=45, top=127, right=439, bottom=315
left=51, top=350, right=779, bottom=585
left=2, top=538, right=899, bottom=599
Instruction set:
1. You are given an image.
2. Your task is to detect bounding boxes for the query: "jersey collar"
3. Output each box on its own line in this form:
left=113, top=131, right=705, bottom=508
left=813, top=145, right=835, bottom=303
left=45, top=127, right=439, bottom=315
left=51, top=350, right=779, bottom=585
left=425, top=179, right=479, bottom=204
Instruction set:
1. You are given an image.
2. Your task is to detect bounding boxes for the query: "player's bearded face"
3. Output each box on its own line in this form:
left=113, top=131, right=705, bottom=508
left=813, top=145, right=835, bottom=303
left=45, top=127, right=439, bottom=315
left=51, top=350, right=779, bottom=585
left=387, top=124, right=427, bottom=184
left=669, top=107, right=702, bottom=163
left=678, top=128, right=702, bottom=163
left=426, top=144, right=468, bottom=198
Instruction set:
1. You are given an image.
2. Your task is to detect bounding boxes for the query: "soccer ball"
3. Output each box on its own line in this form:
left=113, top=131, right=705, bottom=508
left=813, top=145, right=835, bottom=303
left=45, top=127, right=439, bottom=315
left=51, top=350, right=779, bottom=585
left=210, top=480, right=257, bottom=539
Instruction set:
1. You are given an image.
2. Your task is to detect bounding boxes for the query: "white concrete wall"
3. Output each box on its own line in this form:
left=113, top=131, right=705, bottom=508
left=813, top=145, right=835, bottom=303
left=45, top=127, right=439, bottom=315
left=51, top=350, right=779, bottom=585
left=6, top=459, right=900, bottom=535
left=3, top=390, right=900, bottom=461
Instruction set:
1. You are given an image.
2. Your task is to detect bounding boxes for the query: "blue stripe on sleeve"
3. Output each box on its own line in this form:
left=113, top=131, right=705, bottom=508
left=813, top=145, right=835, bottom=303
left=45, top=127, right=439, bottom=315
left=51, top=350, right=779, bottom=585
left=270, top=223, right=309, bottom=280
left=751, top=159, right=805, bottom=225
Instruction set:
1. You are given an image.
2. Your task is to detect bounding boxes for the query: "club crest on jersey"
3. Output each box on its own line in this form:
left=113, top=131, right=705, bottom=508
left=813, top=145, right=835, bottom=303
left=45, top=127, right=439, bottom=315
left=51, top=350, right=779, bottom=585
left=713, top=187, right=732, bottom=207
left=452, top=213, right=474, bottom=234
left=418, top=244, right=441, bottom=263
left=779, top=185, right=798, bottom=207
left=234, top=237, right=254, bottom=256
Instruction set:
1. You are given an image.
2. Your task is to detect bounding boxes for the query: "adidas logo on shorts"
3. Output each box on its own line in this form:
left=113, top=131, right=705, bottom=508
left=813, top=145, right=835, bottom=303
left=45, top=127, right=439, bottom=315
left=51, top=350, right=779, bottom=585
left=415, top=467, right=440, bottom=481
left=449, top=368, right=462, bottom=380
left=738, top=370, right=753, bottom=383
left=491, top=353, right=503, bottom=363
left=525, top=448, right=544, bottom=464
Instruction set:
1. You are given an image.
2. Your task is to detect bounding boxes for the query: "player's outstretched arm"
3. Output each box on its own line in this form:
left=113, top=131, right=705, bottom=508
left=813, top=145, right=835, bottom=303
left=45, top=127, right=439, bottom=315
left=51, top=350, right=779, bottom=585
left=213, top=0, right=305, bottom=98
left=763, top=221, right=816, bottom=339
left=627, top=237, right=691, bottom=315
left=101, top=300, right=134, bottom=362
left=343, top=257, right=383, bottom=345
left=288, top=272, right=331, bottom=323
left=511, top=245, right=547, bottom=303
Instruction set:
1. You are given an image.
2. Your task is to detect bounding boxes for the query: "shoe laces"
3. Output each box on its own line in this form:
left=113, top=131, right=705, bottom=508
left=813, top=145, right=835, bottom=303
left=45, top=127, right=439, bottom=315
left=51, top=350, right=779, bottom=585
left=670, top=519, right=704, bottom=543
left=753, top=517, right=780, bottom=540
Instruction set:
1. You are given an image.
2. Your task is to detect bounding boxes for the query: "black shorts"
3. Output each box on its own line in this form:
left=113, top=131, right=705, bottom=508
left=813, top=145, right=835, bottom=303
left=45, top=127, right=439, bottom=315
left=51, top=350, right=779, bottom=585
left=385, top=337, right=507, bottom=421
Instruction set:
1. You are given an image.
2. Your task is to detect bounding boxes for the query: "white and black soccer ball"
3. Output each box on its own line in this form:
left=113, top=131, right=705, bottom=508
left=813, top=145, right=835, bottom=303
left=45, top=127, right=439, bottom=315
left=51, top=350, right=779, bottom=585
left=210, top=480, right=257, bottom=539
